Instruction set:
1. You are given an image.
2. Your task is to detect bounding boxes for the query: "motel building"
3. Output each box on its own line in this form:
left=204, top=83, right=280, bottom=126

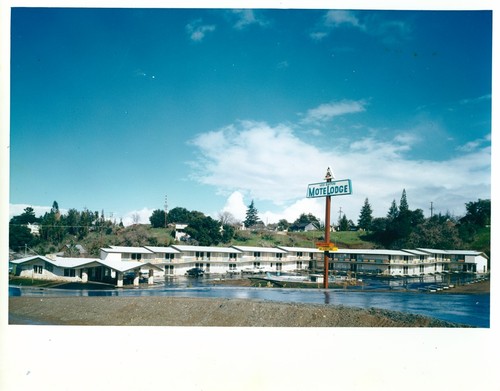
left=10, top=245, right=488, bottom=286
left=324, top=248, right=488, bottom=277
left=9, top=254, right=163, bottom=287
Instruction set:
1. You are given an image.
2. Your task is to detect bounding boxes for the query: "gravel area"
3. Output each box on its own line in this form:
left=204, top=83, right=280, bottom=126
left=9, top=296, right=467, bottom=327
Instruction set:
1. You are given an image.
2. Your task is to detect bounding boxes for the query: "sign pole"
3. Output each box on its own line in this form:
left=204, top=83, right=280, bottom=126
left=306, top=168, right=352, bottom=289
left=323, top=168, right=332, bottom=289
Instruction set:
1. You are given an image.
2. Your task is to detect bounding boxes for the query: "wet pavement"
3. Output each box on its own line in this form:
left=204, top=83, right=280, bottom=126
left=9, top=273, right=490, bottom=327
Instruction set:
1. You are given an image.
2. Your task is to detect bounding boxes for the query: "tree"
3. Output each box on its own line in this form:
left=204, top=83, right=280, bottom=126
left=243, top=200, right=261, bottom=228
left=290, top=213, right=320, bottom=231
left=9, top=225, right=37, bottom=252
left=387, top=199, right=398, bottom=221
left=218, top=211, right=238, bottom=226
left=460, top=199, right=490, bottom=227
left=406, top=218, right=463, bottom=249
left=357, top=198, right=373, bottom=230
left=277, top=219, right=290, bottom=231
left=221, top=224, right=235, bottom=243
left=149, top=209, right=166, bottom=228
left=184, top=215, right=222, bottom=246
left=167, top=207, right=191, bottom=224
left=399, top=189, right=409, bottom=214
left=338, top=214, right=349, bottom=231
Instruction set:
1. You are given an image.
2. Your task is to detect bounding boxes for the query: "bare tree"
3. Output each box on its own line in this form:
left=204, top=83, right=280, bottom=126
left=218, top=211, right=239, bottom=226
left=132, top=212, right=140, bottom=225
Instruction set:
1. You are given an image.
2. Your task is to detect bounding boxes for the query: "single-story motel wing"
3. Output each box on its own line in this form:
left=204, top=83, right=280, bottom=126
left=10, top=245, right=489, bottom=287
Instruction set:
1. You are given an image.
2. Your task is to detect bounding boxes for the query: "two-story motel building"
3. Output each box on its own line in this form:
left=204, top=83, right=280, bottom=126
left=10, top=245, right=488, bottom=286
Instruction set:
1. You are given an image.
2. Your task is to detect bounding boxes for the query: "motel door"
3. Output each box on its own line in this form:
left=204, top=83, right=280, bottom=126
left=350, top=263, right=357, bottom=273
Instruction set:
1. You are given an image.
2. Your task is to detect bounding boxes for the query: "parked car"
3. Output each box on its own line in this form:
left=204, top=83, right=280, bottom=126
left=186, top=267, right=204, bottom=277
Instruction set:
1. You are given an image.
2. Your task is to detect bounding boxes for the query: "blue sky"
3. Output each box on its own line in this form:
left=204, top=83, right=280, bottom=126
left=8, top=8, right=492, bottom=226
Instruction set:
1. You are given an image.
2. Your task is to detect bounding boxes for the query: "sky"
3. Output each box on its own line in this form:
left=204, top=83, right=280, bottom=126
left=7, top=7, right=492, bottom=226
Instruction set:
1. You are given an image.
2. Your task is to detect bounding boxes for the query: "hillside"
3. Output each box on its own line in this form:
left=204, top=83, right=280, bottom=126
left=70, top=225, right=378, bottom=257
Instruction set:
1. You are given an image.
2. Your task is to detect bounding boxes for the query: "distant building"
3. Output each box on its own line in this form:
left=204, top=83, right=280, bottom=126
left=26, top=223, right=40, bottom=236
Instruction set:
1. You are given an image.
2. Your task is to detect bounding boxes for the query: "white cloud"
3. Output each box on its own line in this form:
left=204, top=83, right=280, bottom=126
left=310, top=10, right=364, bottom=40
left=324, top=10, right=364, bottom=29
left=459, top=94, right=492, bottom=105
left=191, top=120, right=490, bottom=224
left=221, top=191, right=247, bottom=221
left=311, top=11, right=411, bottom=45
left=456, top=134, right=491, bottom=152
left=301, top=100, right=366, bottom=124
left=121, top=207, right=154, bottom=227
left=230, top=10, right=268, bottom=30
left=186, top=19, right=216, bottom=42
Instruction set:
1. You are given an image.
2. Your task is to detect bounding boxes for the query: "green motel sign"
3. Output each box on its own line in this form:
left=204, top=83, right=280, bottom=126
left=306, top=179, right=353, bottom=198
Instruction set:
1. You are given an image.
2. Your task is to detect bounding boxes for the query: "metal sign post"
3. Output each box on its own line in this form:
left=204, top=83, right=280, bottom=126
left=307, top=168, right=352, bottom=289
left=323, top=169, right=332, bottom=289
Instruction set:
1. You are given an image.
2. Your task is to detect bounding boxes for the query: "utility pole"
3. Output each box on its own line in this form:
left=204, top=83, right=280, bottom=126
left=338, top=206, right=343, bottom=221
left=430, top=202, right=434, bottom=218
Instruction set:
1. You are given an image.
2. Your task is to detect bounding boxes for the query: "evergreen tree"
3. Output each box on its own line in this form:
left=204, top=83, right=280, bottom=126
left=357, top=198, right=373, bottom=230
left=399, top=189, right=409, bottom=213
left=243, top=200, right=261, bottom=228
left=338, top=214, right=349, bottom=231
left=387, top=199, right=398, bottom=221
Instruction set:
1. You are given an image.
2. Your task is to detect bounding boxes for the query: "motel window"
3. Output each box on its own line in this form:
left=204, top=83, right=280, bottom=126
left=45, top=262, right=53, bottom=273
left=34, top=265, right=43, bottom=274
left=297, top=261, right=303, bottom=269
left=229, top=253, right=237, bottom=260
left=131, top=253, right=142, bottom=261
left=164, top=253, right=174, bottom=260
left=297, top=252, right=303, bottom=257
left=254, top=252, right=261, bottom=258
left=254, top=262, right=260, bottom=268
left=196, top=251, right=204, bottom=259
left=276, top=253, right=283, bottom=259
left=229, top=264, right=237, bottom=270
left=64, top=269, right=76, bottom=277
left=276, top=263, right=282, bottom=271
left=206, top=252, right=211, bottom=259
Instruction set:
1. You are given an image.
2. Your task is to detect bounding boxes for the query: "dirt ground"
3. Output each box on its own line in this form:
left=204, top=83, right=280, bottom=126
left=9, top=295, right=470, bottom=327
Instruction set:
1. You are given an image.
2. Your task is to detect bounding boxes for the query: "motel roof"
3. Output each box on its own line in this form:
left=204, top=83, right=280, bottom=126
left=445, top=250, right=487, bottom=257
left=417, top=248, right=449, bottom=255
left=143, top=246, right=180, bottom=254
left=103, top=246, right=154, bottom=254
left=231, top=246, right=287, bottom=253
left=402, top=249, right=430, bottom=256
left=333, top=249, right=412, bottom=256
left=170, top=245, right=239, bottom=253
left=10, top=255, right=102, bottom=268
left=11, top=255, right=162, bottom=273
left=277, top=246, right=322, bottom=253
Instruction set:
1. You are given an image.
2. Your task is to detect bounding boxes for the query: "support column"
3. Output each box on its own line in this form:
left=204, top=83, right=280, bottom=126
left=82, top=268, right=88, bottom=283
left=117, top=272, right=124, bottom=287
left=133, top=270, right=140, bottom=287
left=148, top=269, right=154, bottom=285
